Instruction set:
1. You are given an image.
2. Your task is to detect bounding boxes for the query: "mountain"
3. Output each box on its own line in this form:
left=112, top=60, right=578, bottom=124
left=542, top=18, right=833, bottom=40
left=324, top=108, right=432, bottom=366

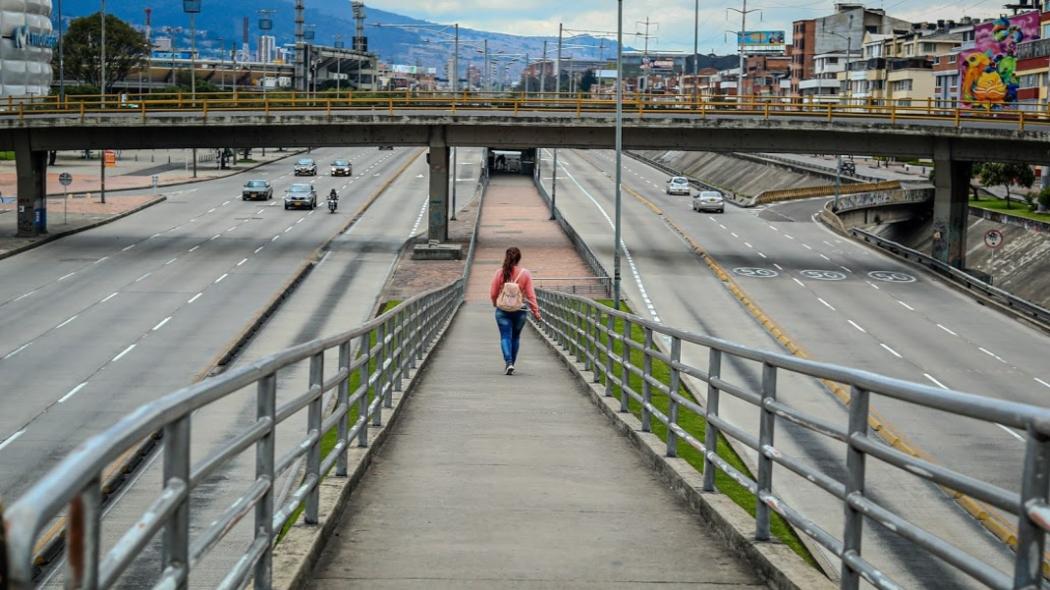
left=59, top=1, right=632, bottom=76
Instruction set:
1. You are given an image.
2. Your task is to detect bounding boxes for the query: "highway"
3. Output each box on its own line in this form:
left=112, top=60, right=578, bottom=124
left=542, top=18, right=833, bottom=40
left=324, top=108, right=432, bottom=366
left=0, top=145, right=422, bottom=506
left=539, top=148, right=1045, bottom=588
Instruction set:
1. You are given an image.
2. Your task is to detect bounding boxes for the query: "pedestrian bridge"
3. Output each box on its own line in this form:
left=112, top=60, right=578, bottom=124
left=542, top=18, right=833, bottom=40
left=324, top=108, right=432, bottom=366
left=4, top=279, right=1050, bottom=590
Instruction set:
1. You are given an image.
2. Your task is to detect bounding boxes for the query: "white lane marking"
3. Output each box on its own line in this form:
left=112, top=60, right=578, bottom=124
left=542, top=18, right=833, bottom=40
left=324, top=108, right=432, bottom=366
left=880, top=343, right=903, bottom=358
left=768, top=225, right=778, bottom=231
left=14, top=290, right=36, bottom=302
left=215, top=273, right=229, bottom=284
left=112, top=344, right=136, bottom=362
left=188, top=245, right=200, bottom=252
left=773, top=263, right=784, bottom=271
left=708, top=216, right=717, bottom=222
left=757, top=252, right=767, bottom=259
left=58, top=272, right=76, bottom=281
left=135, top=272, right=151, bottom=283
left=187, top=292, right=203, bottom=304
left=744, top=242, right=753, bottom=249
left=308, top=210, right=315, bottom=216
left=848, top=320, right=866, bottom=333
left=978, top=347, right=997, bottom=358
left=58, top=382, right=88, bottom=404
left=272, top=235, right=280, bottom=242
left=4, top=343, right=30, bottom=360
left=897, top=300, right=915, bottom=311
left=210, top=234, right=221, bottom=241
left=237, top=258, right=248, bottom=267
left=226, top=226, right=237, bottom=232
left=284, top=226, right=292, bottom=233
left=257, top=209, right=266, bottom=215
left=924, top=373, right=948, bottom=389
left=823, top=241, right=835, bottom=247
left=150, top=233, right=160, bottom=239
left=190, top=218, right=198, bottom=222
left=55, top=315, right=78, bottom=329
left=995, top=423, right=1026, bottom=442
left=784, top=234, right=795, bottom=240
left=317, top=251, right=332, bottom=268
left=166, top=258, right=177, bottom=265
left=819, top=254, right=831, bottom=261
left=152, top=316, right=172, bottom=331
left=296, top=217, right=305, bottom=224
left=792, top=278, right=805, bottom=287
left=718, top=224, right=727, bottom=230
left=817, top=297, right=836, bottom=311
left=208, top=208, right=216, bottom=213
left=222, top=200, right=231, bottom=206
left=802, top=244, right=813, bottom=250
left=122, top=244, right=135, bottom=251
left=95, top=256, right=109, bottom=264
left=865, top=281, right=880, bottom=290
left=1035, top=378, right=1050, bottom=389
left=254, top=246, right=264, bottom=254
left=101, top=292, right=119, bottom=303
left=731, top=232, right=739, bottom=238
left=840, top=266, right=852, bottom=273
left=0, top=429, right=26, bottom=452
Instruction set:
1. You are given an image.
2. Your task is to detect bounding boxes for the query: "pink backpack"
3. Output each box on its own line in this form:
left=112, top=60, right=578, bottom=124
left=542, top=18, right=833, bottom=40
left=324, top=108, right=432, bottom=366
left=496, top=269, right=525, bottom=312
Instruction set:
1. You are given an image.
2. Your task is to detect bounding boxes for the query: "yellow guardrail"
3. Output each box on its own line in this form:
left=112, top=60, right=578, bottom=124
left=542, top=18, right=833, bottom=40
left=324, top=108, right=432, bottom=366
left=2, top=91, right=1049, bottom=131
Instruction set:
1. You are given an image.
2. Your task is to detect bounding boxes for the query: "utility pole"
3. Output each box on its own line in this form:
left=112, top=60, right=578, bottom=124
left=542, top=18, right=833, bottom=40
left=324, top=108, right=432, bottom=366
left=483, top=39, right=489, bottom=92
left=183, top=0, right=201, bottom=179
left=540, top=40, right=547, bottom=96
left=58, top=0, right=65, bottom=101
left=551, top=23, right=562, bottom=220
left=727, top=0, right=760, bottom=99
left=614, top=0, right=624, bottom=309
left=451, top=24, right=459, bottom=221
left=295, top=0, right=305, bottom=91
left=693, top=0, right=700, bottom=104
left=100, top=0, right=106, bottom=205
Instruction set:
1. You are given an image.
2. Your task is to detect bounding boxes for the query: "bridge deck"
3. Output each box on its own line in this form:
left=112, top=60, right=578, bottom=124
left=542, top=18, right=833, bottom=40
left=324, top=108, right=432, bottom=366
left=305, top=304, right=764, bottom=589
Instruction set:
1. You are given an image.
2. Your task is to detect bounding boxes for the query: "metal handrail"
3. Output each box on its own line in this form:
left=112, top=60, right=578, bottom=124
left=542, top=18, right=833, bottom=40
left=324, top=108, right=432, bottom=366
left=2, top=279, right=464, bottom=590
left=534, top=288, right=1050, bottom=590
left=3, top=91, right=1050, bottom=132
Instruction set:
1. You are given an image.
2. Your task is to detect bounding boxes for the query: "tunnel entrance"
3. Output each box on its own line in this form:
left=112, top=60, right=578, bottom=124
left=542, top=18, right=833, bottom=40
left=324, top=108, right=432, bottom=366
left=487, top=148, right=536, bottom=176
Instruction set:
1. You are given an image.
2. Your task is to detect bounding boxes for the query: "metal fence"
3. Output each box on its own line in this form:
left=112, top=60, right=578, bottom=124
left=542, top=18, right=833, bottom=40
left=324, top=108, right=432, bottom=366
left=2, top=280, right=464, bottom=590
left=535, top=287, right=1050, bottom=590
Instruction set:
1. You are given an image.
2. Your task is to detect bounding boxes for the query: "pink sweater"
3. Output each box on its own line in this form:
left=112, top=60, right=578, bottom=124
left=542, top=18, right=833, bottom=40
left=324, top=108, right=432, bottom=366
left=490, top=266, right=541, bottom=318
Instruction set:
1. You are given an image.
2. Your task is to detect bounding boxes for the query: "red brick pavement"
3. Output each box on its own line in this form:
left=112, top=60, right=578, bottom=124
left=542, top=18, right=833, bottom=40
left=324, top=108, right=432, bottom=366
left=466, top=175, right=597, bottom=303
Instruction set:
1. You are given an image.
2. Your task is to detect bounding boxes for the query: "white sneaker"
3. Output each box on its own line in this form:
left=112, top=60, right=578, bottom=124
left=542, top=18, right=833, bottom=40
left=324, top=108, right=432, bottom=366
left=505, top=364, right=515, bottom=375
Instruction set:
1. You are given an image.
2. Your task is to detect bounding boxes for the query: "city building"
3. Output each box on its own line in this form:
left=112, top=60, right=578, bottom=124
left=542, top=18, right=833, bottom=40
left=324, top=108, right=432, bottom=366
left=0, top=0, right=54, bottom=96
left=846, top=24, right=963, bottom=106
left=742, top=54, right=791, bottom=98
left=258, top=35, right=277, bottom=64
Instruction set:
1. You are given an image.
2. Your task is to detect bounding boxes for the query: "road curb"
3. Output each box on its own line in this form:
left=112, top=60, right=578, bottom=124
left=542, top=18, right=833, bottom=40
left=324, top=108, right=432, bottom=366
left=0, top=196, right=167, bottom=262
left=530, top=321, right=835, bottom=590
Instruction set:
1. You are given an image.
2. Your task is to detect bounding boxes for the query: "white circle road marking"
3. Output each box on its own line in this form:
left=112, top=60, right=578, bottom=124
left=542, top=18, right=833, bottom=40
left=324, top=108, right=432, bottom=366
left=733, top=267, right=779, bottom=279
left=869, top=270, right=916, bottom=283
left=800, top=270, right=847, bottom=281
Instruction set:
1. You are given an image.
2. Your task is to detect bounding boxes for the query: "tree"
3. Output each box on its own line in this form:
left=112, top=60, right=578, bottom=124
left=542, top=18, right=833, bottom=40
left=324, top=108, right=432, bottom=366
left=976, top=162, right=1035, bottom=208
left=64, top=12, right=149, bottom=93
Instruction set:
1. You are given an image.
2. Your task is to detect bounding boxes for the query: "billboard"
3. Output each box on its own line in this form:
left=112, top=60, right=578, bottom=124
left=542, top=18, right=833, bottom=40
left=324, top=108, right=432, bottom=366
left=959, top=11, right=1040, bottom=109
left=642, top=57, right=676, bottom=71
left=737, top=31, right=786, bottom=47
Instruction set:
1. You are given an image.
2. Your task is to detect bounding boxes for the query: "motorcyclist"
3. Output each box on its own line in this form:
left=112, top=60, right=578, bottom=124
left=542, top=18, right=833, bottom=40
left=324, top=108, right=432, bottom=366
left=327, top=189, right=338, bottom=213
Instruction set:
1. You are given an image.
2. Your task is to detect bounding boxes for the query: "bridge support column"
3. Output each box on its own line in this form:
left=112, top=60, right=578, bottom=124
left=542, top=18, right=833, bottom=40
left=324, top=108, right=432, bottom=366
left=413, top=132, right=461, bottom=260
left=932, top=145, right=971, bottom=269
left=15, top=143, right=48, bottom=237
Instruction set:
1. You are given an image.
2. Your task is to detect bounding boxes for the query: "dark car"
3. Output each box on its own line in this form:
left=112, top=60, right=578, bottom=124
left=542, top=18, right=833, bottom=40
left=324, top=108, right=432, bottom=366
left=378, top=145, right=394, bottom=151
left=241, top=179, right=273, bottom=201
left=283, top=183, right=317, bottom=210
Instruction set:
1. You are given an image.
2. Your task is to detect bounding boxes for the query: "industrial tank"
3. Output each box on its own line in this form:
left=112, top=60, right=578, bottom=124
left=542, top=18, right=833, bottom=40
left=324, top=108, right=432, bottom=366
left=0, top=0, right=54, bottom=96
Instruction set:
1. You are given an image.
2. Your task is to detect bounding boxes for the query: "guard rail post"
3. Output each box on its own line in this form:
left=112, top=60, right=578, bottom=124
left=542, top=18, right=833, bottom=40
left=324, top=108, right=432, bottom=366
left=841, top=385, right=870, bottom=590
left=604, top=311, right=615, bottom=398
left=666, top=337, right=682, bottom=458
left=253, top=373, right=277, bottom=589
left=619, top=317, right=631, bottom=413
left=65, top=479, right=101, bottom=589
left=575, top=301, right=586, bottom=365
left=641, top=327, right=654, bottom=432
left=1014, top=431, right=1050, bottom=587
left=305, top=352, right=324, bottom=524
left=756, top=362, right=777, bottom=541
left=162, top=414, right=191, bottom=587
left=393, top=310, right=404, bottom=393
left=336, top=342, right=351, bottom=477
left=359, top=332, right=373, bottom=441
left=703, top=349, right=722, bottom=492
left=376, top=322, right=389, bottom=409
left=589, top=305, right=601, bottom=383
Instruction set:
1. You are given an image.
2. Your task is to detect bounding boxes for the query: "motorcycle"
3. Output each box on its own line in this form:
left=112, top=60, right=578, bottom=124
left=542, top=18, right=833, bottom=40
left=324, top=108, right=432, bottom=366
left=327, top=192, right=338, bottom=214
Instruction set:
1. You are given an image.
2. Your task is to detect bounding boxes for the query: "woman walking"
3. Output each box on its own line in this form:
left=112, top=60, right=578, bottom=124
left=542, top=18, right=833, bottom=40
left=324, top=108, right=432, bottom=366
left=490, top=247, right=541, bottom=375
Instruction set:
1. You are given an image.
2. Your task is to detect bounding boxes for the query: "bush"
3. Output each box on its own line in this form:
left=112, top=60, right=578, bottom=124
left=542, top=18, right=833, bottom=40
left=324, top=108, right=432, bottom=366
left=1039, top=187, right=1050, bottom=211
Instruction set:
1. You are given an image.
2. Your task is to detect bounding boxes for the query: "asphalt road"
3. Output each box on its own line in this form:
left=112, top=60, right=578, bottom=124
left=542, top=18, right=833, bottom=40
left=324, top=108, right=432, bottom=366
left=0, top=146, right=420, bottom=504
left=539, top=148, right=1044, bottom=588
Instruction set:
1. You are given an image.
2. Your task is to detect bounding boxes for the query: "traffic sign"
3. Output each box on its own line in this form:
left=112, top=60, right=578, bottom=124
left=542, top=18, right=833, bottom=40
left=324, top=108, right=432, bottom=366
left=58, top=172, right=73, bottom=187
left=984, top=229, right=1005, bottom=249
left=104, top=150, right=117, bottom=168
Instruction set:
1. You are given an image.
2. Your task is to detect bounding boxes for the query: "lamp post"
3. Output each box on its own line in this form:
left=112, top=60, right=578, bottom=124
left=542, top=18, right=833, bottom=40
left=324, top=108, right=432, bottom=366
left=100, top=0, right=106, bottom=204
left=693, top=0, right=700, bottom=104
left=184, top=0, right=201, bottom=179
left=551, top=23, right=562, bottom=220
left=57, top=0, right=65, bottom=101
left=614, top=0, right=623, bottom=309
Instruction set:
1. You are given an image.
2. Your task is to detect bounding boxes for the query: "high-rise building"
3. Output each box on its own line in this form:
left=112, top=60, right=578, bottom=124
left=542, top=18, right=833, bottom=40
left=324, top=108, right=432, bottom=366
left=258, top=35, right=277, bottom=63
left=0, top=0, right=54, bottom=96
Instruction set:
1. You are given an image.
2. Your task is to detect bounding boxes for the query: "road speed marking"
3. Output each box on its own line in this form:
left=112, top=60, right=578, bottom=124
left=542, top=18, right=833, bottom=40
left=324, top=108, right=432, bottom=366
left=868, top=270, right=916, bottom=283
left=732, top=267, right=779, bottom=279
left=800, top=270, right=847, bottom=281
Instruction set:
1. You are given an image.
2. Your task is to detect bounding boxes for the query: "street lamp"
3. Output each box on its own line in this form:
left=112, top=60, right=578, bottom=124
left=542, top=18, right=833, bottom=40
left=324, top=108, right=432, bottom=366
left=614, top=0, right=623, bottom=309
left=99, top=0, right=107, bottom=204
left=183, top=0, right=201, bottom=179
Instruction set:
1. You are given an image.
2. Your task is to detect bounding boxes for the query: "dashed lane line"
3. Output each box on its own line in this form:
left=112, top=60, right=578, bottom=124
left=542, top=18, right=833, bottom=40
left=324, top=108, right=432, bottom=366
left=101, top=292, right=118, bottom=303
left=0, top=429, right=26, bottom=452
left=187, top=292, right=203, bottom=304
left=792, top=278, right=805, bottom=287
left=57, top=272, right=76, bottom=281
left=1036, top=378, right=1050, bottom=389
left=924, top=373, right=948, bottom=389
left=817, top=297, right=836, bottom=311
left=848, top=320, right=866, bottom=333
left=237, top=258, right=248, bottom=267
left=122, top=244, right=135, bottom=252
left=897, top=300, right=915, bottom=311
left=215, top=273, right=229, bottom=284
left=58, top=383, right=88, bottom=404
left=152, top=317, right=172, bottom=331
left=55, top=315, right=78, bottom=329
left=880, top=343, right=903, bottom=358
left=111, top=344, right=136, bottom=362
left=4, top=343, right=30, bottom=360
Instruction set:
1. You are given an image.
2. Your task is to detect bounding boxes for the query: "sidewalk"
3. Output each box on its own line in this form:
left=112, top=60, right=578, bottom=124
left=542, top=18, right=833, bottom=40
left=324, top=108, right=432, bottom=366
left=465, top=175, right=602, bottom=302
left=305, top=305, right=765, bottom=589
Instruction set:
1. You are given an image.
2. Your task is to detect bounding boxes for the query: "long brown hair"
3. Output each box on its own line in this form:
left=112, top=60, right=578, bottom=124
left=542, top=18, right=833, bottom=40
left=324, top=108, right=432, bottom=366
left=502, top=247, right=522, bottom=282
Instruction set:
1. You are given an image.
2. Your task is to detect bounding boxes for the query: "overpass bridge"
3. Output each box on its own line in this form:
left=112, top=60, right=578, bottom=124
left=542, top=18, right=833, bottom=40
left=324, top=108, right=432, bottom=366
left=3, top=275, right=1050, bottom=590
left=3, top=92, right=1050, bottom=268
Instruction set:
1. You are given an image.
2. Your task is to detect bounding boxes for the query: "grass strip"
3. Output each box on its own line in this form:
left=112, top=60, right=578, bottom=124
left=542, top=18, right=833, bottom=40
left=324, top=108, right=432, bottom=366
left=588, top=298, right=816, bottom=567
left=970, top=197, right=1050, bottom=223
left=276, top=301, right=401, bottom=542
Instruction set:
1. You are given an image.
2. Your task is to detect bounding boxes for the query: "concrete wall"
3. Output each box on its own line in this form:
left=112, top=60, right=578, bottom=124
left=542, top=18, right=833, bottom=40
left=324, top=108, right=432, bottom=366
left=635, top=150, right=830, bottom=198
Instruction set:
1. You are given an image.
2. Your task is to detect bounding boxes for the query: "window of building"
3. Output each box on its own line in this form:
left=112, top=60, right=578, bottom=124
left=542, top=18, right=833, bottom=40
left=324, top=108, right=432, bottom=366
left=891, top=79, right=913, bottom=92
left=948, top=55, right=957, bottom=64
left=1043, top=23, right=1050, bottom=38
left=922, top=43, right=937, bottom=54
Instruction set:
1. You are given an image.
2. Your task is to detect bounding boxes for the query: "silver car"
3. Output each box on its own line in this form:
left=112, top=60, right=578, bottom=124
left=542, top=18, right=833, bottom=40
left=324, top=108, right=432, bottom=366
left=666, top=176, right=691, bottom=196
left=294, top=158, right=317, bottom=176
left=283, top=183, right=317, bottom=210
left=241, top=179, right=272, bottom=201
left=692, top=191, right=725, bottom=213
left=330, top=159, right=353, bottom=176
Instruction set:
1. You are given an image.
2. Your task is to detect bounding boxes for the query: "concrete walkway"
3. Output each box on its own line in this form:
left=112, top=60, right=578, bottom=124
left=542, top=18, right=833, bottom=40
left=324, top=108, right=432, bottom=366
left=305, top=305, right=764, bottom=589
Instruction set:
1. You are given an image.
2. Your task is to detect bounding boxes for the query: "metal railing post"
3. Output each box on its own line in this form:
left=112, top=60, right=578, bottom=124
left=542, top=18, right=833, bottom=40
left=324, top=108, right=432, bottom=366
left=667, top=337, right=682, bottom=458
left=364, top=330, right=380, bottom=431
left=590, top=305, right=601, bottom=383
left=574, top=302, right=586, bottom=365
left=393, top=311, right=404, bottom=393
left=703, top=349, right=722, bottom=492
left=253, top=373, right=277, bottom=590
left=841, top=385, right=869, bottom=589
left=337, top=342, right=351, bottom=477
left=641, top=327, right=653, bottom=431
left=380, top=323, right=393, bottom=408
left=620, top=318, right=631, bottom=412
left=604, top=311, right=615, bottom=397
left=161, top=415, right=191, bottom=588
left=756, top=362, right=777, bottom=541
left=1014, top=430, right=1050, bottom=588
left=305, top=353, right=324, bottom=524
left=65, top=479, right=102, bottom=590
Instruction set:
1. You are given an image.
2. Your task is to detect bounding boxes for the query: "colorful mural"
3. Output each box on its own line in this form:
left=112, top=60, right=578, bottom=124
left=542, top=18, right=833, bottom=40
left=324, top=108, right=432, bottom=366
left=959, top=11, right=1040, bottom=109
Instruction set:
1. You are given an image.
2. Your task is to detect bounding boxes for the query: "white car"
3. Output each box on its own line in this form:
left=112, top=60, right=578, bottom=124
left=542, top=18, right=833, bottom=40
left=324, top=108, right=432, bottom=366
left=692, top=191, right=725, bottom=213
left=666, top=176, right=691, bottom=196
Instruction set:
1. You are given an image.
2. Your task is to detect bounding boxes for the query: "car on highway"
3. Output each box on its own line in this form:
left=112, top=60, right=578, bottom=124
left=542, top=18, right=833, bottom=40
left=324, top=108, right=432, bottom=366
left=666, top=176, right=691, bottom=196
left=378, top=145, right=394, bottom=150
left=241, top=179, right=273, bottom=201
left=330, top=160, right=353, bottom=176
left=294, top=158, right=318, bottom=176
left=692, top=190, right=725, bottom=213
left=283, top=183, right=317, bottom=210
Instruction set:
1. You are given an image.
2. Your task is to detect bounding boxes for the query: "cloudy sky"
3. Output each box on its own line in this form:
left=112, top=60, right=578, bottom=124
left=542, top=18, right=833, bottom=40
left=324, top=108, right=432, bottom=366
left=365, top=0, right=1014, bottom=53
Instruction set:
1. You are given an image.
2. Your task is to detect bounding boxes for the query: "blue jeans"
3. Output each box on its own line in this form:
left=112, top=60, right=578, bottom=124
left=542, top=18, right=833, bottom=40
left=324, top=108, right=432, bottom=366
left=495, top=308, right=528, bottom=364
